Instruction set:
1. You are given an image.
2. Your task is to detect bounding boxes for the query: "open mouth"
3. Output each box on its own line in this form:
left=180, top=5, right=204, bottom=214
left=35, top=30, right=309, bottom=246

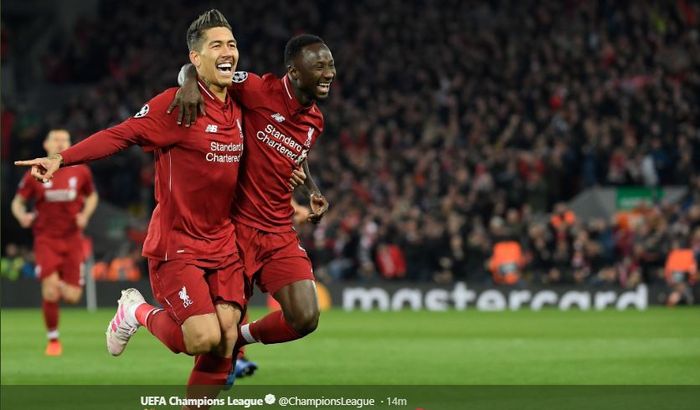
left=217, top=62, right=233, bottom=77
left=317, top=81, right=332, bottom=93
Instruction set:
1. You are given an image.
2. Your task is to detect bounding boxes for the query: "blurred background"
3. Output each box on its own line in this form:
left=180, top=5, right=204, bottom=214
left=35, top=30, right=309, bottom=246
left=2, top=0, right=699, bottom=307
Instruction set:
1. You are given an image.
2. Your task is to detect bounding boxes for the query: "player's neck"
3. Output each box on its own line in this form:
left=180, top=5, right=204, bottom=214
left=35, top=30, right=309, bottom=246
left=201, top=77, right=227, bottom=102
left=292, top=85, right=314, bottom=107
left=209, top=85, right=227, bottom=102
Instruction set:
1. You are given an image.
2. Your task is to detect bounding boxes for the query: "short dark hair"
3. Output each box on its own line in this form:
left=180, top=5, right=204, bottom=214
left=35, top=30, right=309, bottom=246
left=186, top=9, right=232, bottom=51
left=284, top=34, right=325, bottom=66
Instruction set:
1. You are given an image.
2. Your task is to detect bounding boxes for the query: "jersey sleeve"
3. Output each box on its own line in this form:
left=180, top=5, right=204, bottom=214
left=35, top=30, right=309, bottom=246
left=16, top=171, right=37, bottom=200
left=228, top=72, right=265, bottom=108
left=61, top=89, right=182, bottom=166
left=121, top=88, right=183, bottom=150
left=79, top=166, right=96, bottom=196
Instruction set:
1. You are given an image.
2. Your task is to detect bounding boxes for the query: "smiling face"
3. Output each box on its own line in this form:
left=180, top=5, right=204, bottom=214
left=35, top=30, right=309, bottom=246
left=190, top=26, right=239, bottom=92
left=289, top=43, right=336, bottom=103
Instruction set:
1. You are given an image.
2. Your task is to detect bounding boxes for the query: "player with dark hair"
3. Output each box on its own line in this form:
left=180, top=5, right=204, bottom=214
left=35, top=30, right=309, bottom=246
left=174, top=33, right=335, bottom=380
left=16, top=9, right=256, bottom=395
left=11, top=129, right=98, bottom=356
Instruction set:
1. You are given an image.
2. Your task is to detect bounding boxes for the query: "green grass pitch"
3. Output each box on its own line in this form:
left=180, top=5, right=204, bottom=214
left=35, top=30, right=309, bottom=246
left=2, top=307, right=699, bottom=385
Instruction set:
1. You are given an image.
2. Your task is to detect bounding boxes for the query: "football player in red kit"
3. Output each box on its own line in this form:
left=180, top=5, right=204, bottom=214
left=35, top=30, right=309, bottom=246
left=16, top=10, right=252, bottom=397
left=174, top=34, right=334, bottom=373
left=233, top=199, right=312, bottom=378
left=11, top=129, right=99, bottom=356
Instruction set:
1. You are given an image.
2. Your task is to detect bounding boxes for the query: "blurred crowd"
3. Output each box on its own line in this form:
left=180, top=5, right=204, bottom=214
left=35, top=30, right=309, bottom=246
left=2, top=0, right=699, bottom=289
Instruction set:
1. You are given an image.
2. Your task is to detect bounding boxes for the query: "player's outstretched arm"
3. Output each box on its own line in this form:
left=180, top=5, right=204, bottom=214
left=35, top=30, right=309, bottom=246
left=168, top=64, right=205, bottom=127
left=15, top=114, right=160, bottom=182
left=301, top=160, right=329, bottom=224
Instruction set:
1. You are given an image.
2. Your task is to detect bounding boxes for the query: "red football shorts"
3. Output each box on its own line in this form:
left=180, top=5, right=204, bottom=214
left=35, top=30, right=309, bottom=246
left=148, top=253, right=246, bottom=325
left=235, top=224, right=315, bottom=296
left=34, top=233, right=84, bottom=287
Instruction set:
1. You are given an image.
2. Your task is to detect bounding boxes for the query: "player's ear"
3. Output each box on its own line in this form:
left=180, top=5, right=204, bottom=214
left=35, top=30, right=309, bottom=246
left=287, top=64, right=298, bottom=81
left=189, top=50, right=200, bottom=68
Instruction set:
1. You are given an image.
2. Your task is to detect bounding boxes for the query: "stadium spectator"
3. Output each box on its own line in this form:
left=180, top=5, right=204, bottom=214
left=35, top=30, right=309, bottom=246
left=664, top=248, right=698, bottom=306
left=488, top=241, right=525, bottom=286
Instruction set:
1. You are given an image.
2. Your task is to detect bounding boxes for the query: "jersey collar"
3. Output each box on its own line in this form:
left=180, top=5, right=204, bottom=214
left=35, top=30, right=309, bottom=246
left=198, top=80, right=231, bottom=109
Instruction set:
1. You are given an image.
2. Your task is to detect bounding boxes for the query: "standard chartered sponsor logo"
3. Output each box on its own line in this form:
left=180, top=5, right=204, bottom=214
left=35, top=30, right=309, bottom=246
left=206, top=141, right=244, bottom=163
left=257, top=123, right=306, bottom=162
left=45, top=189, right=78, bottom=202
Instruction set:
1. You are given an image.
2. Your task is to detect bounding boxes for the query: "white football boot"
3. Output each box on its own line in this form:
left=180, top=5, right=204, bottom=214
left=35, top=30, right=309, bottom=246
left=105, top=288, right=144, bottom=356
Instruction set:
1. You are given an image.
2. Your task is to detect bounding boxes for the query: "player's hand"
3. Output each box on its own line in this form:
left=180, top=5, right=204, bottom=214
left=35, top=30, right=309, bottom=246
left=288, top=167, right=306, bottom=191
left=75, top=212, right=89, bottom=229
left=18, top=212, right=35, bottom=228
left=15, top=155, right=62, bottom=182
left=166, top=87, right=205, bottom=127
left=308, top=193, right=329, bottom=224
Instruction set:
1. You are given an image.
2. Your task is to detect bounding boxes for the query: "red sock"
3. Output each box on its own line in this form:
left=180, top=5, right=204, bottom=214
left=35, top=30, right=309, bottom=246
left=187, top=353, right=233, bottom=407
left=187, top=353, right=233, bottom=386
left=144, top=310, right=187, bottom=354
left=42, top=300, right=59, bottom=340
left=135, top=303, right=158, bottom=326
left=245, top=310, right=301, bottom=345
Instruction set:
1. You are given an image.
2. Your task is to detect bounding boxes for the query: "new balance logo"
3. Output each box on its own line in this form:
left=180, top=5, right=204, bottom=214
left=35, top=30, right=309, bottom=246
left=205, top=124, right=218, bottom=133
left=179, top=286, right=193, bottom=308
left=271, top=113, right=286, bottom=123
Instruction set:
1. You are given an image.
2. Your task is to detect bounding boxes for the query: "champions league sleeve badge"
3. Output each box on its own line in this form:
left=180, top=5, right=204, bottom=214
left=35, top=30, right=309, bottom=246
left=232, top=71, right=249, bottom=83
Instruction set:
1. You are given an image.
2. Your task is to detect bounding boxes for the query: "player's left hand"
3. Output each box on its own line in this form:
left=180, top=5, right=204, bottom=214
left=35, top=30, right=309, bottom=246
left=15, top=155, right=62, bottom=182
left=167, top=88, right=205, bottom=127
left=288, top=167, right=306, bottom=191
left=308, top=193, right=329, bottom=224
left=75, top=212, right=89, bottom=229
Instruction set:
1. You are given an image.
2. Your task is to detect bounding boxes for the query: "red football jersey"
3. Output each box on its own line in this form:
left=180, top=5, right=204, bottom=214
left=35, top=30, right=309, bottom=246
left=17, top=165, right=94, bottom=239
left=228, top=72, right=324, bottom=232
left=60, top=84, right=244, bottom=263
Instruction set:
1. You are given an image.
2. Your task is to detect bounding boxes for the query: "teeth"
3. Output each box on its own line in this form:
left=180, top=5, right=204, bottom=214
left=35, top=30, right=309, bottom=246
left=217, top=63, right=232, bottom=69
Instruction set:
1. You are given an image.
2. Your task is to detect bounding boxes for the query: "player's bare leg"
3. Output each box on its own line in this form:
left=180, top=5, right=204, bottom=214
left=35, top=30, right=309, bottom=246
left=181, top=313, right=222, bottom=354
left=107, top=287, right=223, bottom=357
left=41, top=272, right=62, bottom=356
left=59, top=282, right=83, bottom=304
left=237, top=280, right=319, bottom=346
left=273, top=280, right=319, bottom=335
left=187, top=303, right=241, bottom=406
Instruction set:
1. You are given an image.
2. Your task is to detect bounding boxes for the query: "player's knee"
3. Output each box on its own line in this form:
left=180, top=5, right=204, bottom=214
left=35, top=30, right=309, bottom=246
left=62, top=289, right=83, bottom=304
left=287, top=305, right=319, bottom=336
left=42, top=284, right=60, bottom=302
left=185, top=328, right=221, bottom=355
